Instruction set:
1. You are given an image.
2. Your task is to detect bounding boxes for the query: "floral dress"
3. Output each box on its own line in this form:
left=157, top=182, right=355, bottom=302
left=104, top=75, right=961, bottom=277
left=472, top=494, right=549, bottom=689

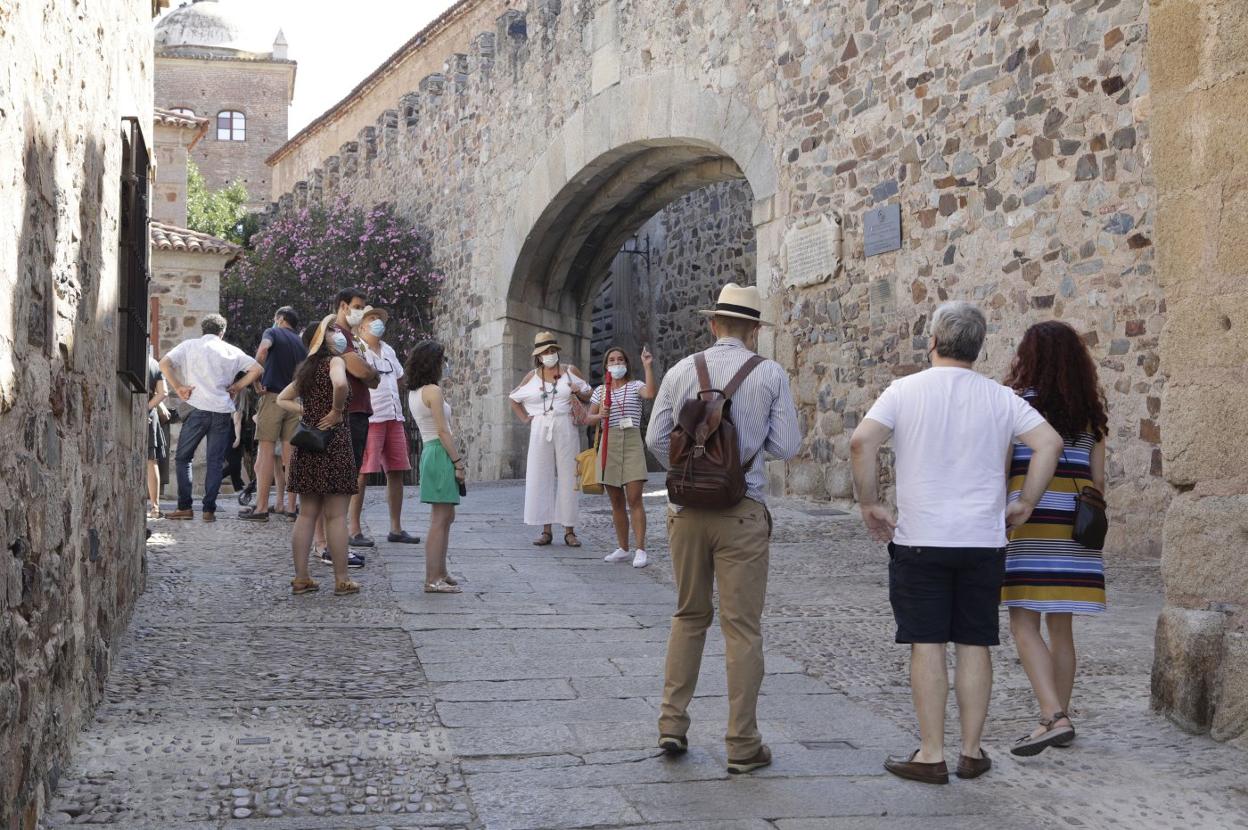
left=287, top=360, right=358, bottom=496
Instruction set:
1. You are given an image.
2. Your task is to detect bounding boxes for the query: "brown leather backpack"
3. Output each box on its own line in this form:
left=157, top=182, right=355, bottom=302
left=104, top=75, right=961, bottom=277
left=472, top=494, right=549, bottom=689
left=666, top=352, right=764, bottom=509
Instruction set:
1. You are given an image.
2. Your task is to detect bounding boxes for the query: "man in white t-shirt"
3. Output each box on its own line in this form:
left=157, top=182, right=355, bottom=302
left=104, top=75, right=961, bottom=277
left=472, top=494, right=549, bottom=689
left=850, top=301, right=1063, bottom=785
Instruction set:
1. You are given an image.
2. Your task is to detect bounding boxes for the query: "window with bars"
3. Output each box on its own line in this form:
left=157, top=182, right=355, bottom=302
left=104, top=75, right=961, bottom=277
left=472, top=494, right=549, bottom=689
left=117, top=117, right=151, bottom=393
left=217, top=110, right=246, bottom=141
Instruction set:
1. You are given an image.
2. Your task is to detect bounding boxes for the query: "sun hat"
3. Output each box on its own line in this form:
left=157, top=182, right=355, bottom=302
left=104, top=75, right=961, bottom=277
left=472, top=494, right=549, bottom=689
left=359, top=305, right=389, bottom=323
left=698, top=282, right=774, bottom=326
left=307, top=314, right=339, bottom=354
left=531, top=331, right=562, bottom=356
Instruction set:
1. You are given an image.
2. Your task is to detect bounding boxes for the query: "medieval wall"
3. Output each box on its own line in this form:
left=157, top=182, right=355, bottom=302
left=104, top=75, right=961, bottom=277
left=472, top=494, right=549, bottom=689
left=0, top=1, right=154, bottom=826
left=156, top=56, right=293, bottom=210
left=268, top=0, right=1164, bottom=551
left=1148, top=0, right=1248, bottom=745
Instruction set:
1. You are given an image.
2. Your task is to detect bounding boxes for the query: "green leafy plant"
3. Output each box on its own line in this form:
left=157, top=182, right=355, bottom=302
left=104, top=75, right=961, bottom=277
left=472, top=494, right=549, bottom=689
left=185, top=159, right=251, bottom=245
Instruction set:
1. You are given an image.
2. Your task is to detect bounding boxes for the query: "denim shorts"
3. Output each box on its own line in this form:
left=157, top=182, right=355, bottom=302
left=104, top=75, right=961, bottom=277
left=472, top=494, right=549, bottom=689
left=888, top=543, right=1006, bottom=646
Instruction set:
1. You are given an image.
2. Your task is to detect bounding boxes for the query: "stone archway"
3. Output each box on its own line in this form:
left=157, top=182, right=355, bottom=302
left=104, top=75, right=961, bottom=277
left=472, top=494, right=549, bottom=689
left=482, top=74, right=781, bottom=478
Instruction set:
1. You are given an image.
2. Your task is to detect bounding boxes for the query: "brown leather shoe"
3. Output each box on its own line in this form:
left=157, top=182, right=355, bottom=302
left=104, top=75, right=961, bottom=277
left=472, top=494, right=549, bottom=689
left=726, top=744, right=771, bottom=775
left=956, top=749, right=992, bottom=779
left=202, top=512, right=216, bottom=523
left=884, top=750, right=949, bottom=785
left=166, top=509, right=194, bottom=520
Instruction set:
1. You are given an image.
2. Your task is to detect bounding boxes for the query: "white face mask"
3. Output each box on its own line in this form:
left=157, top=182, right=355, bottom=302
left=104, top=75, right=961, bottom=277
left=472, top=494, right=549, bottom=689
left=346, top=308, right=365, bottom=327
left=540, top=354, right=560, bottom=369
left=607, top=364, right=627, bottom=380
left=368, top=319, right=385, bottom=337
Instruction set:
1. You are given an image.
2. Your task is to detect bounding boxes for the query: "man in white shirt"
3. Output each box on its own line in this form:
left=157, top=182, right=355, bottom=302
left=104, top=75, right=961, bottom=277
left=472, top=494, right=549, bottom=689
left=159, top=314, right=262, bottom=522
left=850, top=301, right=1064, bottom=785
left=348, top=307, right=420, bottom=546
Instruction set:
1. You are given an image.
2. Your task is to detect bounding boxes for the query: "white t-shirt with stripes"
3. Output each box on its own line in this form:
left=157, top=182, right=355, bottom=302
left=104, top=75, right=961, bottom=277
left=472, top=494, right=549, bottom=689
left=591, top=380, right=645, bottom=429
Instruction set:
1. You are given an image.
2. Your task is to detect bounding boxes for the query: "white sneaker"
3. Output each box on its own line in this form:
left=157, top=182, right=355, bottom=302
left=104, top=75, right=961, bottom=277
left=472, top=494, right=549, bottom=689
left=604, top=548, right=631, bottom=563
left=632, top=549, right=649, bottom=568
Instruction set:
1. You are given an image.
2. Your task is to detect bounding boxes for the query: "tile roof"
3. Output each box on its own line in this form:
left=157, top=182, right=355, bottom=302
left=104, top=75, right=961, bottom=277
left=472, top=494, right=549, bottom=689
left=153, top=107, right=209, bottom=131
left=150, top=221, right=240, bottom=256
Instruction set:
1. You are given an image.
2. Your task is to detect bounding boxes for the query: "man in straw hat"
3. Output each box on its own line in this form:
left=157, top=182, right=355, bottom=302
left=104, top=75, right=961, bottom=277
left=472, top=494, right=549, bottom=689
left=646, top=282, right=801, bottom=774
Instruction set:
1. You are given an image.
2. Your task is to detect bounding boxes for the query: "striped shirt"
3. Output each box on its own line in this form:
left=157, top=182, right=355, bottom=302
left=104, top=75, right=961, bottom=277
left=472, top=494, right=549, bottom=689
left=591, top=380, right=645, bottom=429
left=647, top=337, right=801, bottom=504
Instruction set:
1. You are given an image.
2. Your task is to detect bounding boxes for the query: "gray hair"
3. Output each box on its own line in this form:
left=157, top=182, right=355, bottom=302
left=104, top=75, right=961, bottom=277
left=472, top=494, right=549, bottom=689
left=930, top=301, right=986, bottom=362
left=201, top=314, right=227, bottom=336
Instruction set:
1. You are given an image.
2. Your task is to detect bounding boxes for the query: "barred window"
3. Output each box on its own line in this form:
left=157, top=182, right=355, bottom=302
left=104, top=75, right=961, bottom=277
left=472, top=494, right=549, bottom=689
left=217, top=110, right=246, bottom=141
left=117, top=118, right=150, bottom=393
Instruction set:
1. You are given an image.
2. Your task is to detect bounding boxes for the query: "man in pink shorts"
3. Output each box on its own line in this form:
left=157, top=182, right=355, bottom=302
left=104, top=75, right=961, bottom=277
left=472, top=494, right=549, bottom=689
left=348, top=307, right=421, bottom=546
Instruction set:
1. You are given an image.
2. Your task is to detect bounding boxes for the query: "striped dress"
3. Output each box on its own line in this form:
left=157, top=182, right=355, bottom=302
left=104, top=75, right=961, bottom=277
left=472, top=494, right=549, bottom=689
left=1002, top=425, right=1107, bottom=615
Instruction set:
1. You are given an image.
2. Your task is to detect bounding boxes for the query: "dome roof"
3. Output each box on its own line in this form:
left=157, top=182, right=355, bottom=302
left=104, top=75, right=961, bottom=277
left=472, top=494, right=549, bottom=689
left=155, top=0, right=281, bottom=58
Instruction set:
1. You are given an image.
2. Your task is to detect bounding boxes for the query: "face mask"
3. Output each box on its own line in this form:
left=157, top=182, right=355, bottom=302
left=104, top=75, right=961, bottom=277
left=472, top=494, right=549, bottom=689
left=368, top=319, right=385, bottom=337
left=330, top=332, right=348, bottom=353
left=540, top=354, right=560, bottom=369
left=607, top=364, right=627, bottom=380
left=346, top=308, right=365, bottom=327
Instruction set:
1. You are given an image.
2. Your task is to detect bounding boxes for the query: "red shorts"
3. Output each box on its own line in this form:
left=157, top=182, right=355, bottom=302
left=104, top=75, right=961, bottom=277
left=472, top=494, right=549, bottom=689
left=360, top=420, right=412, bottom=474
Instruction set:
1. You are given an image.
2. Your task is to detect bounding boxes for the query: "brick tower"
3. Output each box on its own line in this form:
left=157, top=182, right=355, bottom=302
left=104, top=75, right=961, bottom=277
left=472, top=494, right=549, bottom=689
left=155, top=0, right=296, bottom=210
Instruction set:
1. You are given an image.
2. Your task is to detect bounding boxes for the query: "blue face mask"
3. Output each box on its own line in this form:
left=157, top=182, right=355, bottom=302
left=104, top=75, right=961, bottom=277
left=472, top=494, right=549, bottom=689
left=368, top=319, right=385, bottom=337
left=330, top=332, right=348, bottom=353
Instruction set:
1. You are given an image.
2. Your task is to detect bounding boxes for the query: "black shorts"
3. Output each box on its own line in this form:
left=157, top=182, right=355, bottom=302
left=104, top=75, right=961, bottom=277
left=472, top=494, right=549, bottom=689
left=888, top=543, right=1006, bottom=646
left=349, top=412, right=370, bottom=475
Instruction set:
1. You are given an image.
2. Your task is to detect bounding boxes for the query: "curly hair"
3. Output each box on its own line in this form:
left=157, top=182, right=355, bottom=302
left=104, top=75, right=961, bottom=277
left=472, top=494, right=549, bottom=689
left=1004, top=321, right=1108, bottom=441
left=405, top=340, right=445, bottom=391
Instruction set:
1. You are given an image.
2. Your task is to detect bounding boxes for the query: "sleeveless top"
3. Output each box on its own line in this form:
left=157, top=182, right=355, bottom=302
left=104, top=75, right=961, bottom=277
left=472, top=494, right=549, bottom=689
left=409, top=386, right=452, bottom=441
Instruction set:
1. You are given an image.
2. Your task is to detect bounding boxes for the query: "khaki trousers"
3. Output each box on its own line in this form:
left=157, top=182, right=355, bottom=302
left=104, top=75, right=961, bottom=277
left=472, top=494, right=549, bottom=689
left=658, top=498, right=771, bottom=758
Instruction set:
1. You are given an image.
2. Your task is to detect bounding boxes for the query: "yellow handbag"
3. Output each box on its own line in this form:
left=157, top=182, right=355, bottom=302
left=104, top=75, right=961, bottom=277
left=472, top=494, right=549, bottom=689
left=576, top=424, right=604, bottom=495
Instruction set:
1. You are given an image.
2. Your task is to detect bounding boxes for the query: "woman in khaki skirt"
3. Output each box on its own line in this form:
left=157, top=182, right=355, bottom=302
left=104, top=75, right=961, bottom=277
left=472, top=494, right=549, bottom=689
left=587, top=346, right=658, bottom=568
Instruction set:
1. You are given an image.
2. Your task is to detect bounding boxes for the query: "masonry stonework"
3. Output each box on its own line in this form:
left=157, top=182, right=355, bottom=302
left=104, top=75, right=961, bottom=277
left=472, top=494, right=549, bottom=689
left=269, top=0, right=1167, bottom=555
left=0, top=1, right=156, bottom=826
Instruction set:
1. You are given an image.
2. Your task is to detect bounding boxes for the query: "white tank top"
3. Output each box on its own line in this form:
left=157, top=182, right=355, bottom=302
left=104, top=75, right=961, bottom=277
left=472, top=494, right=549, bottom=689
left=408, top=386, right=451, bottom=441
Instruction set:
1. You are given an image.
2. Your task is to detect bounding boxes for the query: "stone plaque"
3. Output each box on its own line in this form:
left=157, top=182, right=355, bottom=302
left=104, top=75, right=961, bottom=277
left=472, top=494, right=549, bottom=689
left=864, top=203, right=902, bottom=257
left=783, top=214, right=842, bottom=289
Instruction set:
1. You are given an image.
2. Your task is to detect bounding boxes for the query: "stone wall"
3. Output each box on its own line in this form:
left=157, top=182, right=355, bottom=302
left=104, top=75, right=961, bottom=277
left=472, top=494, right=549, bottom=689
left=267, top=0, right=1166, bottom=555
left=156, top=56, right=293, bottom=209
left=1148, top=0, right=1248, bottom=745
left=0, top=1, right=154, bottom=827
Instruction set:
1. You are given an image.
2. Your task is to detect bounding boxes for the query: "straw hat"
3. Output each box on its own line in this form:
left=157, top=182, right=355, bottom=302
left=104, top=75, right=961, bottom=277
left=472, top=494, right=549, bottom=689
left=307, top=314, right=339, bottom=354
left=531, top=331, right=562, bottom=356
left=359, top=305, right=389, bottom=323
left=698, top=282, right=774, bottom=326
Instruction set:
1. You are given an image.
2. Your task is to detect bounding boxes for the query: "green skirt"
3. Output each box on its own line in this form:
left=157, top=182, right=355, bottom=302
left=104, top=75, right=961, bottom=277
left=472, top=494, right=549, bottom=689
left=420, top=439, right=461, bottom=505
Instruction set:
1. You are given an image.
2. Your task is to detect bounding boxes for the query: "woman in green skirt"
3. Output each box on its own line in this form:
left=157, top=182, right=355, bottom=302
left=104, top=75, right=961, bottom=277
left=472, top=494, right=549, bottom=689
left=405, top=341, right=465, bottom=593
left=587, top=346, right=658, bottom=568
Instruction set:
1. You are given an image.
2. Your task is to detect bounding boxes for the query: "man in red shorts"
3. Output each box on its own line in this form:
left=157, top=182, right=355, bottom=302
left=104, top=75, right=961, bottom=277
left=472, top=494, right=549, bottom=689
left=349, top=306, right=421, bottom=546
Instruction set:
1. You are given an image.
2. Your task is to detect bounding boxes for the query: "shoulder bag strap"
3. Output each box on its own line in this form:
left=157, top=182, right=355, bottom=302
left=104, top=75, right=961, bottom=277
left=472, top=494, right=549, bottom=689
left=694, top=353, right=712, bottom=394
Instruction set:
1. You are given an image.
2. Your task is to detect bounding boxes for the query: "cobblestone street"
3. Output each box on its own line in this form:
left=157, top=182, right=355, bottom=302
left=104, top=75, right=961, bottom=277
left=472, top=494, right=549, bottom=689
left=42, top=478, right=1248, bottom=830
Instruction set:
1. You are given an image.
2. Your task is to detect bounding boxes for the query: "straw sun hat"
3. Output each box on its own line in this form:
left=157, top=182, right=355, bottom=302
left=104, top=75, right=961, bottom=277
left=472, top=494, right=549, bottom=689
left=698, top=282, right=774, bottom=326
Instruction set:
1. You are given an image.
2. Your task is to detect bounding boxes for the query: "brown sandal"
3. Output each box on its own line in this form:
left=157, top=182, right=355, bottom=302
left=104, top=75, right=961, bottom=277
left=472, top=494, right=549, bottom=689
left=424, top=579, right=462, bottom=594
left=334, top=579, right=360, bottom=596
left=291, top=577, right=320, bottom=595
left=564, top=530, right=582, bottom=548
left=533, top=531, right=553, bottom=546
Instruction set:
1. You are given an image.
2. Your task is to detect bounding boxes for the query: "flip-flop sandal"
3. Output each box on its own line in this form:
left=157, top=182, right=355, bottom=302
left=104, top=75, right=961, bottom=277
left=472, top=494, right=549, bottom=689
left=533, top=531, right=553, bottom=546
left=424, top=579, right=462, bottom=594
left=564, top=531, right=582, bottom=548
left=1010, top=712, right=1075, bottom=757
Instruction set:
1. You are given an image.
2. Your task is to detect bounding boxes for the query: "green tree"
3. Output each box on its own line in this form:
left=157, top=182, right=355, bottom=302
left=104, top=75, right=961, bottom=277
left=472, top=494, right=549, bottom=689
left=185, top=159, right=251, bottom=244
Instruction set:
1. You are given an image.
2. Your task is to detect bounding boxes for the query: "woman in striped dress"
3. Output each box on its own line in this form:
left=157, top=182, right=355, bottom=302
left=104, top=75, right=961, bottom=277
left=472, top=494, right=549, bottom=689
left=1002, top=321, right=1108, bottom=756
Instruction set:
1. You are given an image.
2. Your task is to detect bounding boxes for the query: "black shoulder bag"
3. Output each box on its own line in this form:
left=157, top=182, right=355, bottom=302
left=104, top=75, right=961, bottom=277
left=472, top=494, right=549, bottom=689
left=291, top=421, right=331, bottom=453
left=1062, top=447, right=1107, bottom=550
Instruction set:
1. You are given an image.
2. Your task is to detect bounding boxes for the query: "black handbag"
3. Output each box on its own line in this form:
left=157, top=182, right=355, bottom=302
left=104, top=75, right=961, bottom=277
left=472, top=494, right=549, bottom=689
left=1061, top=449, right=1107, bottom=550
left=291, top=421, right=331, bottom=453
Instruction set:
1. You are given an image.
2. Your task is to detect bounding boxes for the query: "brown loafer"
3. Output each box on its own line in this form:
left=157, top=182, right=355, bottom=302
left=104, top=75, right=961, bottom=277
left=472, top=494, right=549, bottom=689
left=956, top=749, right=992, bottom=779
left=884, top=750, right=949, bottom=785
left=727, top=744, right=771, bottom=775
left=166, top=509, right=193, bottom=520
left=202, top=512, right=216, bottom=523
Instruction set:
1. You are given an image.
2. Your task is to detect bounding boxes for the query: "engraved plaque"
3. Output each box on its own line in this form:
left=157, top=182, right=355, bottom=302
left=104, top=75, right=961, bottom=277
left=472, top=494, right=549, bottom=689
left=864, top=203, right=902, bottom=257
left=784, top=214, right=842, bottom=289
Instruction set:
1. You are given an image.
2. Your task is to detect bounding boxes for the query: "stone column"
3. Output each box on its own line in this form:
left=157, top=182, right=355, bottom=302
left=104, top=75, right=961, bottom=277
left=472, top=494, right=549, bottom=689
left=1148, top=0, right=1248, bottom=742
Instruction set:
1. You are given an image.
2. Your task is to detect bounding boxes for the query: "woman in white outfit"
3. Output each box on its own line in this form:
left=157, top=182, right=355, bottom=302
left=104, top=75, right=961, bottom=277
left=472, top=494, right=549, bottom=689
left=509, top=331, right=591, bottom=547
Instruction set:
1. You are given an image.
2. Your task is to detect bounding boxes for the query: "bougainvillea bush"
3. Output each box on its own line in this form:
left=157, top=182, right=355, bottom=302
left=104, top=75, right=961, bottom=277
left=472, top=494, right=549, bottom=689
left=222, top=199, right=444, bottom=357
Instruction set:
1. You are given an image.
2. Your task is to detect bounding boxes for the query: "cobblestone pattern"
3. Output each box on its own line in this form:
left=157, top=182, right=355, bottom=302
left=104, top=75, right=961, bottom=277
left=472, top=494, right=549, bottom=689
left=0, top=2, right=153, bottom=826
left=267, top=0, right=1166, bottom=557
left=577, top=483, right=1248, bottom=829
left=39, top=515, right=475, bottom=829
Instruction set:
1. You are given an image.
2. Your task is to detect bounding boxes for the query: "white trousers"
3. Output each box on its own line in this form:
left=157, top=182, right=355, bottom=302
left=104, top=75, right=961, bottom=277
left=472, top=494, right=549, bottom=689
left=524, top=413, right=580, bottom=527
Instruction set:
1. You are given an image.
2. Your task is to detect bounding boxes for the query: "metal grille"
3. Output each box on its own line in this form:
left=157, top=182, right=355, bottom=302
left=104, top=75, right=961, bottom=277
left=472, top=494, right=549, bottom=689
left=117, top=117, right=150, bottom=393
